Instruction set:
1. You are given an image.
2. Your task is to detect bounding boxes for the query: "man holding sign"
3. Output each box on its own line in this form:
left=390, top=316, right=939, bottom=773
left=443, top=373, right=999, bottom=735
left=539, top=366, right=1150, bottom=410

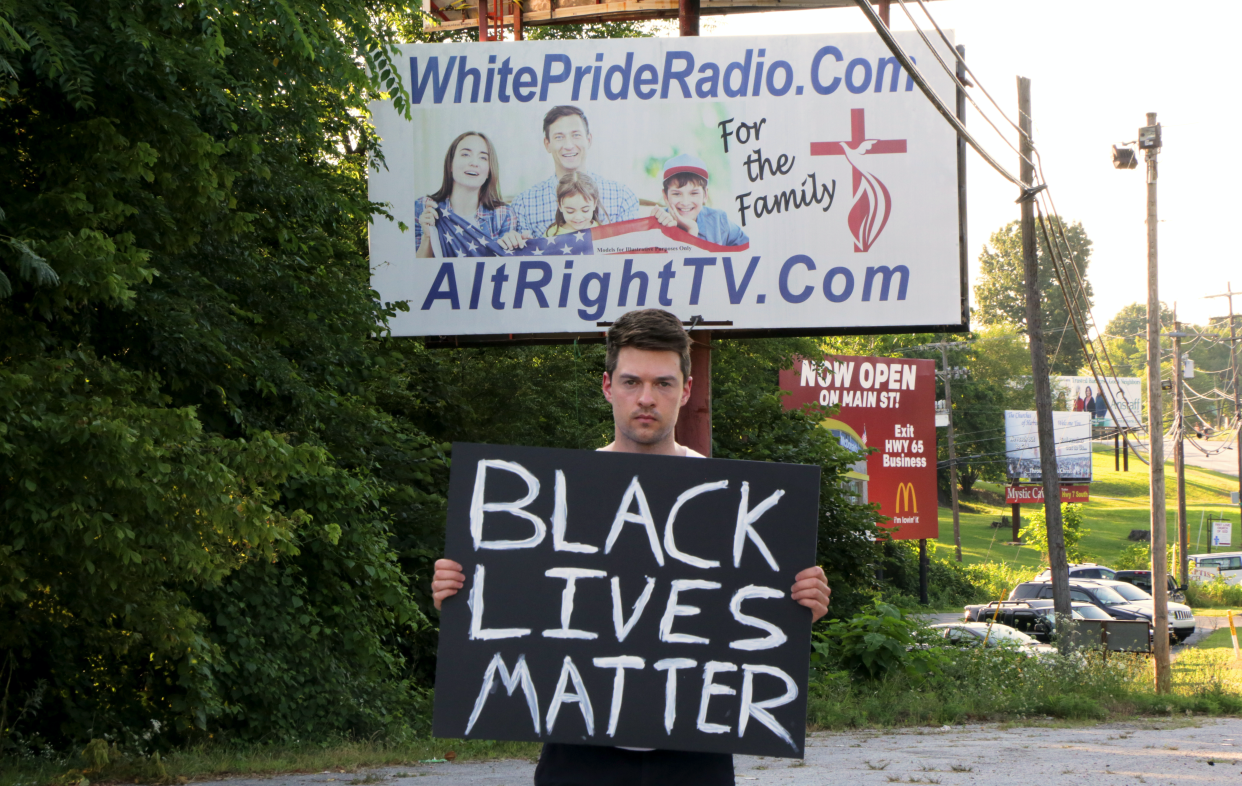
left=432, top=309, right=830, bottom=785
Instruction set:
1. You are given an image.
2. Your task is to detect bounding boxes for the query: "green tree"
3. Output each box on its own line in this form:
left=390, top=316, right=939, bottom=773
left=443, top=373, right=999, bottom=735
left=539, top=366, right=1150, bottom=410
left=1020, top=503, right=1089, bottom=563
left=974, top=217, right=1094, bottom=375
left=1, top=0, right=446, bottom=747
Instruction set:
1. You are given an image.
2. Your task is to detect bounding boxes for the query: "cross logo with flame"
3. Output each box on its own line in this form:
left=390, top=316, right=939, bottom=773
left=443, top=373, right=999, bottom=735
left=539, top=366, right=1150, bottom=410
left=810, top=109, right=908, bottom=253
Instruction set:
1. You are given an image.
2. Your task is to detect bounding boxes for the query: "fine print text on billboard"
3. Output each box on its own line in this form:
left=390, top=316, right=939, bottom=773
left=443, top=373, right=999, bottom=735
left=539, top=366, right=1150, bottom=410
left=779, top=356, right=937, bottom=540
left=370, top=33, right=964, bottom=338
left=1004, top=410, right=1092, bottom=482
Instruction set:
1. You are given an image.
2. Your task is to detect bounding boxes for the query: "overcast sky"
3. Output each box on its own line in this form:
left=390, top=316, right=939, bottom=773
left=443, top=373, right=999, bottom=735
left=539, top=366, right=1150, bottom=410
left=708, top=0, right=1241, bottom=332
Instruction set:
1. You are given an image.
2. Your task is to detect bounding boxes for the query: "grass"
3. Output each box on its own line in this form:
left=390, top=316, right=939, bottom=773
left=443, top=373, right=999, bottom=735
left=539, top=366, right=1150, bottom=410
left=935, top=445, right=1240, bottom=570
left=0, top=738, right=543, bottom=786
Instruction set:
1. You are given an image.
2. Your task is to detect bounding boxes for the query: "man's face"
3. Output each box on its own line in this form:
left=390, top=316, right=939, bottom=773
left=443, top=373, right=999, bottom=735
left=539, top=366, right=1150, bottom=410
left=602, top=347, right=691, bottom=447
left=544, top=114, right=591, bottom=173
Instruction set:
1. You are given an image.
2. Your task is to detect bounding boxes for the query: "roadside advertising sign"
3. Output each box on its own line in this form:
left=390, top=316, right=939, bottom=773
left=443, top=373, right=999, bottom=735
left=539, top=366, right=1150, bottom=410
left=433, top=444, right=820, bottom=757
left=1004, top=410, right=1092, bottom=482
left=778, top=356, right=937, bottom=540
left=1005, top=484, right=1090, bottom=505
left=1051, top=376, right=1142, bottom=430
left=1213, top=520, right=1232, bottom=548
left=370, top=33, right=965, bottom=339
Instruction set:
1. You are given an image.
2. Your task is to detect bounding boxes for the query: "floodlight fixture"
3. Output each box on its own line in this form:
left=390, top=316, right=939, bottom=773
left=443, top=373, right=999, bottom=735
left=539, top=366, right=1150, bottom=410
left=1112, top=145, right=1138, bottom=169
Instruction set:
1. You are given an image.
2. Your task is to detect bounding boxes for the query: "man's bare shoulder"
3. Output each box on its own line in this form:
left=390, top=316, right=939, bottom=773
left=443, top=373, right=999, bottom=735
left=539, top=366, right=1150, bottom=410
left=597, top=442, right=705, bottom=457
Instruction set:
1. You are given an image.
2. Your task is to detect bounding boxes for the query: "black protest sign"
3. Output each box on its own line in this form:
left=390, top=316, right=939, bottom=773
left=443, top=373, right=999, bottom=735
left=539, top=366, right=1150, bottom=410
left=432, top=443, right=821, bottom=758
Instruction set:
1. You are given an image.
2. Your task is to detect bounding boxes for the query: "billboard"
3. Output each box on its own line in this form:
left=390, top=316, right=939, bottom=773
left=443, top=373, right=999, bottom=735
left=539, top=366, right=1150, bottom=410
left=370, top=33, right=965, bottom=339
left=779, top=356, right=937, bottom=540
left=1004, top=410, right=1092, bottom=482
left=1052, top=376, right=1142, bottom=430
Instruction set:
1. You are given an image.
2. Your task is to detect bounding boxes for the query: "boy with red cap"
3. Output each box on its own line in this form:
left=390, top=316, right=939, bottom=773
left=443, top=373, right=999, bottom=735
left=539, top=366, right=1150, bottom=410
left=651, top=153, right=749, bottom=248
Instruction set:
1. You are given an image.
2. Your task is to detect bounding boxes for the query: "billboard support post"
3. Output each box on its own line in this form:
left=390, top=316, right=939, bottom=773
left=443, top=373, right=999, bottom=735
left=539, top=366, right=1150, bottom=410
left=1017, top=76, right=1069, bottom=628
left=679, top=0, right=699, bottom=36
left=675, top=330, right=712, bottom=457
left=918, top=538, right=929, bottom=605
left=1011, top=496, right=1020, bottom=542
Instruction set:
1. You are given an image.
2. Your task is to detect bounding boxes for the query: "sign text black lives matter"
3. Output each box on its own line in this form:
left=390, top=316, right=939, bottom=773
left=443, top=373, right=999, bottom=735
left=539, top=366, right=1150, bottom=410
left=433, top=444, right=821, bottom=758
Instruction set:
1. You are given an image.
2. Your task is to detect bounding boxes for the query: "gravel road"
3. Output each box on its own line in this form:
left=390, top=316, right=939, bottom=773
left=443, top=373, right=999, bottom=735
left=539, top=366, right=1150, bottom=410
left=203, top=719, right=1242, bottom=785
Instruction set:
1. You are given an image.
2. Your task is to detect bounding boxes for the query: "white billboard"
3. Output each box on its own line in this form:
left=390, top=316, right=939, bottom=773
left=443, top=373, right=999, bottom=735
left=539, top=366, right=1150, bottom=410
left=369, top=33, right=964, bottom=338
left=1005, top=410, right=1092, bottom=482
left=1052, top=376, right=1143, bottom=430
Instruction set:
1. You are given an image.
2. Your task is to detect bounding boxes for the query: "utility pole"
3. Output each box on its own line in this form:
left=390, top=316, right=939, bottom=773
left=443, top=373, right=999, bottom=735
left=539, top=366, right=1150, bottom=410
left=1170, top=311, right=1188, bottom=589
left=1206, top=283, right=1242, bottom=529
left=1017, top=77, right=1070, bottom=626
left=1140, top=112, right=1171, bottom=693
left=939, top=340, right=966, bottom=562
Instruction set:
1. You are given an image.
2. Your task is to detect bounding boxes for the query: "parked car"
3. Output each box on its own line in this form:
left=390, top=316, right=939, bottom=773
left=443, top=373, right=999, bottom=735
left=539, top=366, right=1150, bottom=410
left=1112, top=570, right=1187, bottom=604
left=1188, top=552, right=1242, bottom=586
left=1009, top=579, right=1176, bottom=642
left=1097, top=578, right=1196, bottom=641
left=931, top=622, right=1054, bottom=655
left=963, top=599, right=1110, bottom=642
left=1032, top=563, right=1118, bottom=581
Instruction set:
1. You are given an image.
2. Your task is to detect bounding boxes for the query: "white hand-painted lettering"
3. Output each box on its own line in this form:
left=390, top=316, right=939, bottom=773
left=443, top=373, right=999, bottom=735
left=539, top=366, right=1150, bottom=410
left=543, top=567, right=607, bottom=640
left=604, top=475, right=665, bottom=566
left=470, top=460, right=547, bottom=550
left=659, top=579, right=721, bottom=645
left=653, top=657, right=697, bottom=734
left=468, top=564, right=531, bottom=640
left=552, top=469, right=598, bottom=553
left=733, top=481, right=784, bottom=571
left=697, top=661, right=738, bottom=734
left=611, top=576, right=656, bottom=642
left=739, top=664, right=799, bottom=748
left=728, top=585, right=788, bottom=651
left=464, top=653, right=540, bottom=736
left=592, top=656, right=645, bottom=737
left=664, top=480, right=728, bottom=569
left=546, top=655, right=594, bottom=736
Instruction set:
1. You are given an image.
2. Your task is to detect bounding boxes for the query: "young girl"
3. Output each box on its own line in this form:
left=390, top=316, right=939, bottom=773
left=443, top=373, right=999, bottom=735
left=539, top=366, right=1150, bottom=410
left=415, top=131, right=527, bottom=257
left=544, top=172, right=609, bottom=237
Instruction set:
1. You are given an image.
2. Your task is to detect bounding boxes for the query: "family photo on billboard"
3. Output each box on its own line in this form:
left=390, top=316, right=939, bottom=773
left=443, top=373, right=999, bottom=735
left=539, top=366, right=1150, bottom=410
left=412, top=106, right=750, bottom=259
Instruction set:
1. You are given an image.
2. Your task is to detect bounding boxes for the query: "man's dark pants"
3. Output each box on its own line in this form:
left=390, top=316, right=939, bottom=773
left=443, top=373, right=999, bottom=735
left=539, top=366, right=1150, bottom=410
left=534, top=743, right=734, bottom=786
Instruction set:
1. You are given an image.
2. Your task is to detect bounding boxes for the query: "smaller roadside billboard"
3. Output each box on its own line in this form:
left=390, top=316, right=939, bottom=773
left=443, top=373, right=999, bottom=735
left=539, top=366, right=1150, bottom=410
left=1005, top=484, right=1090, bottom=505
left=1004, top=410, right=1092, bottom=482
left=1052, top=376, right=1142, bottom=430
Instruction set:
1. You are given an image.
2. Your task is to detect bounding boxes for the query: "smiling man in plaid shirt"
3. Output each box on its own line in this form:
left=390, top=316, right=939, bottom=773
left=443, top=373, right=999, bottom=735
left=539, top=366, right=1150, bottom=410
left=511, top=106, right=640, bottom=238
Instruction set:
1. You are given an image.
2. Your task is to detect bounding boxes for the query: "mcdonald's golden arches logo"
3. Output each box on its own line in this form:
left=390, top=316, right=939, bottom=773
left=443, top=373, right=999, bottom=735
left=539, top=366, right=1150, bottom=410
left=895, top=482, right=918, bottom=514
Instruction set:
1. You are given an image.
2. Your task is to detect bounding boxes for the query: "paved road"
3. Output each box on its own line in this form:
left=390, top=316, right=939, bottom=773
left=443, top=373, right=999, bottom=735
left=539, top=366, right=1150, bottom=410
left=207, top=719, right=1242, bottom=785
left=1114, top=437, right=1239, bottom=481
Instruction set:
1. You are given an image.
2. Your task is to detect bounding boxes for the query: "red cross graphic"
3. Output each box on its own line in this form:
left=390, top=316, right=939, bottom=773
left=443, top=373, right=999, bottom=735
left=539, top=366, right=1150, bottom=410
left=810, top=108, right=907, bottom=252
left=810, top=108, right=907, bottom=188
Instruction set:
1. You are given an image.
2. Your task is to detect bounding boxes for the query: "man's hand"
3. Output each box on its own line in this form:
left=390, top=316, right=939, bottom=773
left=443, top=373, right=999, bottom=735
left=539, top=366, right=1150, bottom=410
left=791, top=566, right=831, bottom=623
left=432, top=558, right=466, bottom=610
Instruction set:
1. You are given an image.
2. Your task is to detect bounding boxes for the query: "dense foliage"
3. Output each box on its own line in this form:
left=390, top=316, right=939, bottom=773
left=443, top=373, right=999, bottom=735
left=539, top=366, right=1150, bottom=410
left=0, top=0, right=444, bottom=751
left=1, top=1, right=881, bottom=753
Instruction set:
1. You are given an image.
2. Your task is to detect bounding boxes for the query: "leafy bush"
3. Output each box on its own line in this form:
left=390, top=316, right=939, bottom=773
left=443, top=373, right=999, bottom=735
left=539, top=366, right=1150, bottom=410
left=1020, top=503, right=1090, bottom=562
left=1186, top=576, right=1242, bottom=608
left=813, top=601, right=947, bottom=681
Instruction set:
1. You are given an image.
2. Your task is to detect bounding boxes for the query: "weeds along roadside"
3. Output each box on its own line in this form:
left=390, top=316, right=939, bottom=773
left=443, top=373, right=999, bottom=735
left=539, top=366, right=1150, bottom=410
left=807, top=601, right=1242, bottom=732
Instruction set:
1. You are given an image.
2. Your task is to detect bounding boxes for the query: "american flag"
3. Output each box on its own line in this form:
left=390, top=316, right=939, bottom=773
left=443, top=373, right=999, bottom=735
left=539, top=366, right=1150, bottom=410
left=432, top=214, right=746, bottom=257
